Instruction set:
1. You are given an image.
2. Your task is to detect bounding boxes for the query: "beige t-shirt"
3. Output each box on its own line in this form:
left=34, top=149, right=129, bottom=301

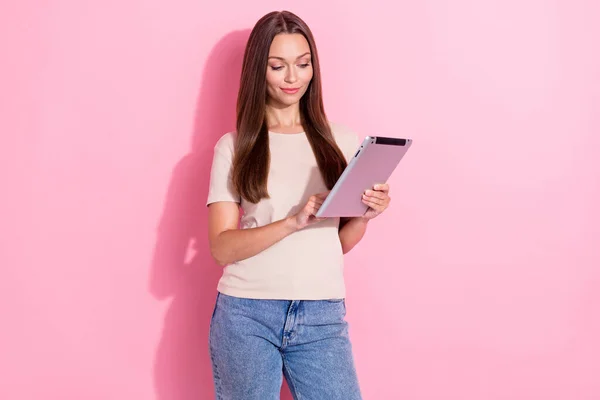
left=206, top=122, right=360, bottom=300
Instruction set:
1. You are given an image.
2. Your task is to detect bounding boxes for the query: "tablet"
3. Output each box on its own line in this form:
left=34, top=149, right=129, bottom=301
left=316, top=136, right=412, bottom=218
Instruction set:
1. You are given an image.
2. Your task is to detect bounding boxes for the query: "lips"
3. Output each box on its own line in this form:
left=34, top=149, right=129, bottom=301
left=281, top=87, right=300, bottom=94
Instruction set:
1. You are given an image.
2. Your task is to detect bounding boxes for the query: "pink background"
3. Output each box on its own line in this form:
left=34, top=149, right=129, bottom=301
left=1, top=1, right=599, bottom=399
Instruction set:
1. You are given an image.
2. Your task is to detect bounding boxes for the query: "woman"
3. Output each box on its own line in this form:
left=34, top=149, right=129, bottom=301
left=206, top=10, right=391, bottom=400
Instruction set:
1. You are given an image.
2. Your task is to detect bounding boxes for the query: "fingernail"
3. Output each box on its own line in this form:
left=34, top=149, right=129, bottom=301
left=366, top=190, right=372, bottom=195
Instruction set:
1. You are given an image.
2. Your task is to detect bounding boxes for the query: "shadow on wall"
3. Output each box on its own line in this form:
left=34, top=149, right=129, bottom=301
left=148, top=29, right=294, bottom=400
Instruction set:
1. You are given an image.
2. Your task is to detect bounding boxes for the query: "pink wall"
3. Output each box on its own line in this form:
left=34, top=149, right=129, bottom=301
left=2, top=1, right=598, bottom=399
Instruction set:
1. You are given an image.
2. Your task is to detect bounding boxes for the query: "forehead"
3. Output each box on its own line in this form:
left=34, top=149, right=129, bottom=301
left=268, top=33, right=311, bottom=58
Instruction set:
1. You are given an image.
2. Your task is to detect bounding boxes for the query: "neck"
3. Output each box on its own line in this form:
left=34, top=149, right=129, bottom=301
left=265, top=102, right=302, bottom=131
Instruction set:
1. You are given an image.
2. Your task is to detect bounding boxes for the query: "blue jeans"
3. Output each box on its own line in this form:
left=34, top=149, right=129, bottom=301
left=209, top=292, right=362, bottom=400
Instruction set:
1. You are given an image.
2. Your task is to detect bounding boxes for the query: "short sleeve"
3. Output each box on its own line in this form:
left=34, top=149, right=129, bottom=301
left=206, top=133, right=241, bottom=205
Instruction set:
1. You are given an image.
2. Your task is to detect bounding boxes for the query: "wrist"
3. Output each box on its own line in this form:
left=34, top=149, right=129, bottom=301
left=284, top=215, right=300, bottom=233
left=355, top=215, right=370, bottom=225
left=341, top=216, right=369, bottom=230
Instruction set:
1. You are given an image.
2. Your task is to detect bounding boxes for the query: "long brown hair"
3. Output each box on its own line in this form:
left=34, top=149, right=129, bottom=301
left=232, top=10, right=348, bottom=203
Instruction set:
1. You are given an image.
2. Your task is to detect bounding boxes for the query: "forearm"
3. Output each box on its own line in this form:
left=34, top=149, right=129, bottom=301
left=338, top=217, right=369, bottom=254
left=210, top=217, right=298, bottom=266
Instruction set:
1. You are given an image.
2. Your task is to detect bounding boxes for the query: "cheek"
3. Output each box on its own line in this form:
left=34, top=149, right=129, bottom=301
left=300, top=68, right=314, bottom=83
left=265, top=71, right=282, bottom=88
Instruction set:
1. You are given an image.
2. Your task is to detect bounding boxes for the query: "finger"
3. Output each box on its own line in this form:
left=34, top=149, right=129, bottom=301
left=308, top=207, right=327, bottom=222
left=313, top=200, right=324, bottom=212
left=306, top=199, right=320, bottom=210
left=364, top=190, right=387, bottom=201
left=362, top=198, right=384, bottom=211
left=373, top=183, right=389, bottom=193
left=362, top=194, right=384, bottom=206
left=309, top=200, right=324, bottom=210
left=307, top=205, right=319, bottom=217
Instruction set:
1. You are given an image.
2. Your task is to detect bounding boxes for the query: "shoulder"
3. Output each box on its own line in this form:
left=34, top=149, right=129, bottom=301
left=329, top=121, right=360, bottom=144
left=328, top=121, right=360, bottom=159
left=213, top=131, right=237, bottom=156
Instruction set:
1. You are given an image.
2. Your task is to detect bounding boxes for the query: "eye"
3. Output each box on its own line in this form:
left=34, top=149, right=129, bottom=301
left=298, top=63, right=311, bottom=68
left=270, top=66, right=284, bottom=71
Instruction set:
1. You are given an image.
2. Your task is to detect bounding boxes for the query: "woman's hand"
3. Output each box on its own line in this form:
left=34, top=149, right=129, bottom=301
left=361, top=183, right=391, bottom=220
left=290, top=191, right=330, bottom=230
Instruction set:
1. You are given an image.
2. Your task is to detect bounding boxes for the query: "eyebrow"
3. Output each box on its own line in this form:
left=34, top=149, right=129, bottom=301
left=268, top=52, right=311, bottom=61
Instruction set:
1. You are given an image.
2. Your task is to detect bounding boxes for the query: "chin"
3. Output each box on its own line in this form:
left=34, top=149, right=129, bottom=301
left=282, top=97, right=301, bottom=106
left=274, top=96, right=301, bottom=107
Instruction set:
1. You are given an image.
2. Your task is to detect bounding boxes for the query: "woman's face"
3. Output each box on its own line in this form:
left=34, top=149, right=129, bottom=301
left=266, top=33, right=313, bottom=108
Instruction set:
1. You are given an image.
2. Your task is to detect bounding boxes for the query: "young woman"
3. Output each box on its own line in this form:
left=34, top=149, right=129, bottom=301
left=206, top=10, right=391, bottom=400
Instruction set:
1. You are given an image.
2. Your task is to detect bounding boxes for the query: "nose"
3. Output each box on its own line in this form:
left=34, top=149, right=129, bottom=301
left=284, top=67, right=298, bottom=84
